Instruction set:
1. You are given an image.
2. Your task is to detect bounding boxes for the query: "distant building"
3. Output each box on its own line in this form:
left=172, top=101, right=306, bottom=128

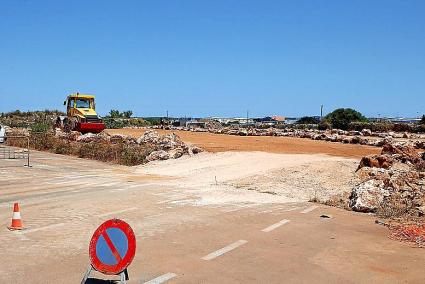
left=253, top=115, right=286, bottom=126
left=368, top=117, right=421, bottom=124
left=271, top=115, right=286, bottom=122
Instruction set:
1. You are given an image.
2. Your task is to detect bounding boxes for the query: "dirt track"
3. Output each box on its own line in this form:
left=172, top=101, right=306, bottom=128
left=107, top=128, right=380, bottom=158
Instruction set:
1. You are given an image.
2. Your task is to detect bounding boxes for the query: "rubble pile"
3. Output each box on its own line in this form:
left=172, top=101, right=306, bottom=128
left=137, top=130, right=203, bottom=161
left=349, top=142, right=425, bottom=219
left=54, top=129, right=203, bottom=162
left=151, top=125, right=425, bottom=149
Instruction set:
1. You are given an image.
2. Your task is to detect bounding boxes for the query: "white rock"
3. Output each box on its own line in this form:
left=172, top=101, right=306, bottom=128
left=349, top=179, right=389, bottom=213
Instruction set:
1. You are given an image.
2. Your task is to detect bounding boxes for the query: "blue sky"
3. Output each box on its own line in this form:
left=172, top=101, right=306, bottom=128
left=1, top=0, right=424, bottom=118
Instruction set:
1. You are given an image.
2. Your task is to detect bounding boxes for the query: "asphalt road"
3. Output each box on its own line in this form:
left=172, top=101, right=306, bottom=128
left=1, top=150, right=424, bottom=283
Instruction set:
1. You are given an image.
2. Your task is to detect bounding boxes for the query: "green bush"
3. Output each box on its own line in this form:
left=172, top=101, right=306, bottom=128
left=30, top=122, right=51, bottom=133
left=348, top=122, right=393, bottom=132
left=318, top=121, right=331, bottom=130
left=296, top=116, right=319, bottom=124
left=143, top=117, right=161, bottom=125
left=412, top=124, right=425, bottom=133
left=104, top=117, right=150, bottom=129
left=104, top=118, right=126, bottom=129
left=324, top=108, right=368, bottom=130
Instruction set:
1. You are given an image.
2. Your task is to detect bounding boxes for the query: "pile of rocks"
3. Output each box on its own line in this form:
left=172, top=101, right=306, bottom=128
left=151, top=125, right=425, bottom=149
left=137, top=130, right=203, bottom=161
left=349, top=142, right=425, bottom=218
left=54, top=129, right=203, bottom=162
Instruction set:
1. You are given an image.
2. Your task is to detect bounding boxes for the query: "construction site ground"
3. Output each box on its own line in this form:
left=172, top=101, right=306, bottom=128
left=106, top=128, right=380, bottom=158
left=1, top=134, right=424, bottom=283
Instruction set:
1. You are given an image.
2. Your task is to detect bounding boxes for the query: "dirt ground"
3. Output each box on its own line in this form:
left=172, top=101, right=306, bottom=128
left=136, top=151, right=359, bottom=203
left=106, top=128, right=380, bottom=158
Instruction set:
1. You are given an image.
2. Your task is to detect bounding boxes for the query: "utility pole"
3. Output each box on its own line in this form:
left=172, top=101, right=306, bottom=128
left=320, top=105, right=323, bottom=120
left=246, top=110, right=249, bottom=126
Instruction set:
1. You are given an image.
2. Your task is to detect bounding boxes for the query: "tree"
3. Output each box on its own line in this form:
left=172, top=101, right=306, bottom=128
left=324, top=108, right=368, bottom=130
left=296, top=116, right=320, bottom=124
left=122, top=110, right=133, bottom=118
left=108, top=109, right=121, bottom=118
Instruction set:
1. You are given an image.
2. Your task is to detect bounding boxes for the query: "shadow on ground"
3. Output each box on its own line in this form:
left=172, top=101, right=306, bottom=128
left=85, top=278, right=120, bottom=284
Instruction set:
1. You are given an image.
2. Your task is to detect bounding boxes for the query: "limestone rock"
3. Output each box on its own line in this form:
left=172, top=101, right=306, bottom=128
left=349, top=179, right=388, bottom=213
left=146, top=150, right=170, bottom=161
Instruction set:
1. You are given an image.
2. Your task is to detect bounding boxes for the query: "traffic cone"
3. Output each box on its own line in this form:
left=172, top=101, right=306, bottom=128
left=8, top=203, right=23, bottom=230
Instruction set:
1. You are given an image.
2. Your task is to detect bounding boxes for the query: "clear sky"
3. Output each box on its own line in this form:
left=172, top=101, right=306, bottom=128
left=1, top=0, right=424, bottom=118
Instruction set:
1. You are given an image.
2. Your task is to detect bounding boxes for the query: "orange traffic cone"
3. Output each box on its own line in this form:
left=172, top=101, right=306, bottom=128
left=8, top=203, right=23, bottom=230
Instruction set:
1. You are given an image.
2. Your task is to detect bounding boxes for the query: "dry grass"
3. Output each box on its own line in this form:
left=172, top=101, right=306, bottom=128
left=6, top=133, right=154, bottom=166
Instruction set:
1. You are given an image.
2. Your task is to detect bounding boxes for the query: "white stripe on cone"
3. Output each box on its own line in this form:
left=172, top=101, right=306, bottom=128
left=12, top=212, right=21, bottom=219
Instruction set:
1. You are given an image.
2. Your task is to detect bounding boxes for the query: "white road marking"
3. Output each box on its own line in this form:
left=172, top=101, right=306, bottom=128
left=19, top=222, right=65, bottom=234
left=285, top=207, right=303, bottom=212
left=113, top=183, right=154, bottom=191
left=301, top=205, right=319, bottom=214
left=261, top=219, right=290, bottom=232
left=97, top=207, right=138, bottom=217
left=201, top=240, right=248, bottom=261
left=143, top=273, right=177, bottom=284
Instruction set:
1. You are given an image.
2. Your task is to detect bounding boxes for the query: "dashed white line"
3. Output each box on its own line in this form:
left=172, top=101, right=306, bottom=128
left=19, top=222, right=65, bottom=234
left=201, top=240, right=248, bottom=261
left=301, top=205, right=318, bottom=214
left=285, top=206, right=303, bottom=212
left=261, top=219, right=290, bottom=232
left=97, top=207, right=138, bottom=217
left=143, top=273, right=177, bottom=284
left=113, top=183, right=155, bottom=191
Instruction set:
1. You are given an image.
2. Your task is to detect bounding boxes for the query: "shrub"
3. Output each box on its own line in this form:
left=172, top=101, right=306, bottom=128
left=104, top=118, right=126, bottom=129
left=412, top=124, right=425, bottom=133
left=348, top=122, right=393, bottom=132
left=318, top=121, right=331, bottom=130
left=7, top=133, right=153, bottom=166
left=392, top=123, right=411, bottom=132
left=53, top=140, right=74, bottom=155
left=30, top=133, right=56, bottom=150
left=108, top=110, right=121, bottom=118
left=420, top=115, right=425, bottom=125
left=120, top=145, right=152, bottom=166
left=143, top=117, right=161, bottom=125
left=122, top=110, right=133, bottom=118
left=30, top=122, right=51, bottom=133
left=296, top=116, right=320, bottom=124
left=324, top=108, right=368, bottom=130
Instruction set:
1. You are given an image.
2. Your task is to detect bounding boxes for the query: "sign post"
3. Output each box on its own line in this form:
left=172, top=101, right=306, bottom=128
left=81, top=219, right=136, bottom=284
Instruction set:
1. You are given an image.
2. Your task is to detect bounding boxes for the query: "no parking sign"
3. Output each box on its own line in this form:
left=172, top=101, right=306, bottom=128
left=81, top=219, right=136, bottom=284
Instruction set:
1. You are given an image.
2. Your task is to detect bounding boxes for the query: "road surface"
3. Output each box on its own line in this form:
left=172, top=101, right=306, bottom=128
left=1, top=150, right=424, bottom=283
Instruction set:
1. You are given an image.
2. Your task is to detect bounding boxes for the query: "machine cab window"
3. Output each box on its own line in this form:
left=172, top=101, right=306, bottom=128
left=76, top=99, right=91, bottom=109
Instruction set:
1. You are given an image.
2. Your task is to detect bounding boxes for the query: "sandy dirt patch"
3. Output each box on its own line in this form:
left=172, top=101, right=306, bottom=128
left=107, top=128, right=380, bottom=158
left=133, top=151, right=358, bottom=205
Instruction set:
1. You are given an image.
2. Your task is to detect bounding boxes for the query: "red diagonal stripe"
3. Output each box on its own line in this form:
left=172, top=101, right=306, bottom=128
left=102, top=231, right=122, bottom=263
